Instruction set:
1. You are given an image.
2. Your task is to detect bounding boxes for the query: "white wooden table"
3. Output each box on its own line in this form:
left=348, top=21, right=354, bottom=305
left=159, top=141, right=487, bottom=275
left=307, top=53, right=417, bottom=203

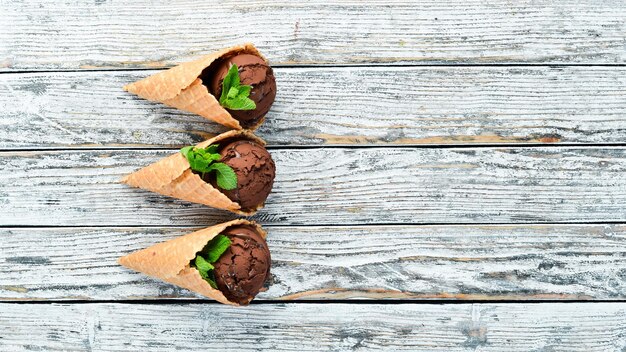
left=1, top=1, right=626, bottom=350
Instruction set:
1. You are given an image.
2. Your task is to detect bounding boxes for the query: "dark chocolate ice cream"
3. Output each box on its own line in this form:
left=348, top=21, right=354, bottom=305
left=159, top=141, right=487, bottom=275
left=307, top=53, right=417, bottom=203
left=203, top=53, right=276, bottom=128
left=213, top=225, right=271, bottom=305
left=207, top=139, right=275, bottom=211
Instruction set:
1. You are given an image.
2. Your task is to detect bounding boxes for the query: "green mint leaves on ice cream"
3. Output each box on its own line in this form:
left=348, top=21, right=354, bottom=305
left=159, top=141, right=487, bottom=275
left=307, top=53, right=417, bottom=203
left=219, top=64, right=256, bottom=111
left=180, top=144, right=237, bottom=190
left=192, top=234, right=232, bottom=288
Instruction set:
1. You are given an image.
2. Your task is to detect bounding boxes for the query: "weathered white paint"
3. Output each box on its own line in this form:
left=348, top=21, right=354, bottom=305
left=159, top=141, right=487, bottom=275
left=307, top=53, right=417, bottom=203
left=0, top=147, right=624, bottom=226
left=3, top=1, right=626, bottom=70
left=0, top=225, right=625, bottom=301
left=3, top=0, right=625, bottom=348
left=1, top=303, right=625, bottom=351
left=1, top=66, right=625, bottom=148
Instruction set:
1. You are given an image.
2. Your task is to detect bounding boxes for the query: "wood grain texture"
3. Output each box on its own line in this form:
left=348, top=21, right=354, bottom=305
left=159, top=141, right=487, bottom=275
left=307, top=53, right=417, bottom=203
left=1, top=147, right=625, bottom=226
left=1, top=302, right=625, bottom=351
left=2, top=67, right=626, bottom=148
left=1, top=225, right=625, bottom=301
left=3, top=1, right=626, bottom=70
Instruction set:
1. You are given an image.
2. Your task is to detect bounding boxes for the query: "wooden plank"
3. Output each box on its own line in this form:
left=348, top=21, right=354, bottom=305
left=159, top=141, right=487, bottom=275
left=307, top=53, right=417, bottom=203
left=2, top=67, right=626, bottom=148
left=1, top=225, right=625, bottom=301
left=1, top=302, right=625, bottom=351
left=1, top=147, right=625, bottom=226
left=3, top=1, right=626, bottom=70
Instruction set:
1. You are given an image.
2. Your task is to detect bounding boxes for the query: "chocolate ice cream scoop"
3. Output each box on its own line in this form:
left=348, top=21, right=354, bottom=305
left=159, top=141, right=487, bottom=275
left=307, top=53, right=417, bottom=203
left=213, top=225, right=271, bottom=305
left=207, top=139, right=275, bottom=211
left=203, top=53, right=276, bottom=128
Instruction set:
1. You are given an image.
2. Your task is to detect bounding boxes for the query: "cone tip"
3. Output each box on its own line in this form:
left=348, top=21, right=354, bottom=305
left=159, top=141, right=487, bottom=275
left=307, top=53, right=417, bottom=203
left=117, top=254, right=129, bottom=267
left=118, top=252, right=141, bottom=272
left=120, top=174, right=131, bottom=185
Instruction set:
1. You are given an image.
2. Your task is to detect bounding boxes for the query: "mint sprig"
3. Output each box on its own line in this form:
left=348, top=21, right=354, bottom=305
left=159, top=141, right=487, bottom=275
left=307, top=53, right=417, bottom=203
left=207, top=163, right=238, bottom=190
left=192, top=234, right=232, bottom=289
left=219, top=64, right=256, bottom=111
left=180, top=144, right=238, bottom=190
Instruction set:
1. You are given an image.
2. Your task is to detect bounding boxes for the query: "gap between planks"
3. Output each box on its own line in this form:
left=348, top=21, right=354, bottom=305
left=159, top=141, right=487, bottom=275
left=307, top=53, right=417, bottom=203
left=1, top=221, right=626, bottom=229
left=3, top=299, right=626, bottom=305
left=3, top=143, right=626, bottom=152
left=4, top=63, right=626, bottom=75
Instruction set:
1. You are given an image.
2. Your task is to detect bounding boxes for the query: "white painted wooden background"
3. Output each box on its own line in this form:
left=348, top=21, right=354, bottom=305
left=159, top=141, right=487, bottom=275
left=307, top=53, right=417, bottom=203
left=1, top=1, right=626, bottom=351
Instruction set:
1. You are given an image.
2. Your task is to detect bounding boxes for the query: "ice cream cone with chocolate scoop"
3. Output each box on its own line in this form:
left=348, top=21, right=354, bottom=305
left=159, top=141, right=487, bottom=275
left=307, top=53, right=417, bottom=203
left=124, top=43, right=277, bottom=130
left=119, top=219, right=271, bottom=306
left=121, top=130, right=275, bottom=215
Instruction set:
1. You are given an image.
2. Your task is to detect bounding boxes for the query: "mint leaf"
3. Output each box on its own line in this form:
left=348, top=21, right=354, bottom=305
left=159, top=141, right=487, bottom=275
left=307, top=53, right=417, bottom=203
left=203, top=234, right=232, bottom=262
left=195, top=255, right=214, bottom=272
left=205, top=144, right=219, bottom=154
left=221, top=95, right=256, bottom=110
left=228, top=96, right=256, bottom=111
left=219, top=64, right=238, bottom=103
left=194, top=148, right=221, bottom=162
left=237, top=85, right=251, bottom=97
left=229, top=64, right=240, bottom=87
left=208, top=162, right=238, bottom=190
left=227, top=86, right=240, bottom=99
left=180, top=144, right=238, bottom=189
left=195, top=261, right=217, bottom=288
left=191, top=234, right=232, bottom=289
left=180, top=146, right=194, bottom=159
left=205, top=276, right=217, bottom=289
left=188, top=153, right=211, bottom=172
left=180, top=145, right=231, bottom=171
left=218, top=64, right=256, bottom=111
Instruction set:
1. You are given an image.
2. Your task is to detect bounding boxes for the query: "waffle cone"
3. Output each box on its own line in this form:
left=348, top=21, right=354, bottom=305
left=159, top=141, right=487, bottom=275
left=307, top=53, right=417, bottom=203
left=124, top=43, right=267, bottom=130
left=122, top=130, right=267, bottom=215
left=119, top=219, right=268, bottom=305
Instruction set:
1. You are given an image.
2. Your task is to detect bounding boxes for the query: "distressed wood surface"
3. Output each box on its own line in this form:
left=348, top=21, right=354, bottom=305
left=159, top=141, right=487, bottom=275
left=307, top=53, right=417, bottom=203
left=1, top=302, right=625, bottom=351
left=3, top=1, right=626, bottom=71
left=3, top=0, right=626, bottom=349
left=2, top=67, right=626, bottom=148
left=1, top=147, right=625, bottom=226
left=1, top=225, right=625, bottom=301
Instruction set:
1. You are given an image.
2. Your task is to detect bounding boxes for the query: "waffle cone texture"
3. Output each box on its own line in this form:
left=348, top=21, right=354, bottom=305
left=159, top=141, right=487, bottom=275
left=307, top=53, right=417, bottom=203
left=124, top=43, right=267, bottom=130
left=121, top=130, right=267, bottom=215
left=119, top=219, right=267, bottom=306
